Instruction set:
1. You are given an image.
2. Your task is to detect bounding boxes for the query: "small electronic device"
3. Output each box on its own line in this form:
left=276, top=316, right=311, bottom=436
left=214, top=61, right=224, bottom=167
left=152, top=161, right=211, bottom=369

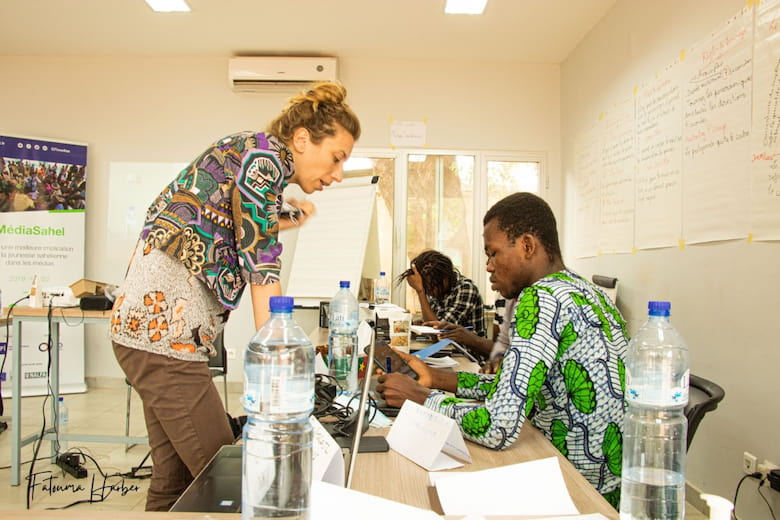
left=365, top=341, right=419, bottom=380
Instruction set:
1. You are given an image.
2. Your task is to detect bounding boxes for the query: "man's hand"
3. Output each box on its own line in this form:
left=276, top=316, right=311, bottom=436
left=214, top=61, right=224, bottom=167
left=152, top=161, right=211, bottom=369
left=425, top=320, right=480, bottom=344
left=375, top=372, right=432, bottom=407
left=405, top=263, right=425, bottom=294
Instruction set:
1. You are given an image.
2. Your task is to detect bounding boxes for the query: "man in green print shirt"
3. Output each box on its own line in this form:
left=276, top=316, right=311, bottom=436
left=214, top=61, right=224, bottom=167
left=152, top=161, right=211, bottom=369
left=376, top=193, right=628, bottom=507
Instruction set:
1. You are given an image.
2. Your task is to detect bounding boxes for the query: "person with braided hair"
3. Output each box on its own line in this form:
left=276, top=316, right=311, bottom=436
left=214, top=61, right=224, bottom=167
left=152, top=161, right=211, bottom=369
left=109, top=81, right=361, bottom=510
left=398, top=250, right=487, bottom=342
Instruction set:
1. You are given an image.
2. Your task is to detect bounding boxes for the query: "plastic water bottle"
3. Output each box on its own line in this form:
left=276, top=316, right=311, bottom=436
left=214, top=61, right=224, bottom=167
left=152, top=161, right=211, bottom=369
left=58, top=396, right=69, bottom=452
left=374, top=271, right=390, bottom=304
left=620, top=301, right=689, bottom=520
left=242, top=296, right=314, bottom=520
left=328, top=281, right=359, bottom=395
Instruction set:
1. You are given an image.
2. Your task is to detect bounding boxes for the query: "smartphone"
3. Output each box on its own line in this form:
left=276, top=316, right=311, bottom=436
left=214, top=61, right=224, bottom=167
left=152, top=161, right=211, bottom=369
left=365, top=341, right=419, bottom=380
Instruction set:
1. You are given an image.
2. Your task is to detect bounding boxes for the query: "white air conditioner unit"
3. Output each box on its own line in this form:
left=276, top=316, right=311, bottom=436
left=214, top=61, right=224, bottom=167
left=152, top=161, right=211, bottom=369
left=228, top=56, right=338, bottom=91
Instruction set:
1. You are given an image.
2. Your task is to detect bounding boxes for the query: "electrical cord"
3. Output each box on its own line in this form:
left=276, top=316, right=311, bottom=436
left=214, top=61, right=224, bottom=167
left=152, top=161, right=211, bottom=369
left=25, top=302, right=55, bottom=509
left=757, top=476, right=777, bottom=520
left=731, top=472, right=774, bottom=520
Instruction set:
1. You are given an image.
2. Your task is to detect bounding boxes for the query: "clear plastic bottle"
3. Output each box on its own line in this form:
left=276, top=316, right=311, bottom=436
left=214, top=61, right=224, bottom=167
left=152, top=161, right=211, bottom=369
left=374, top=271, right=390, bottom=304
left=242, top=296, right=314, bottom=520
left=328, top=281, right=359, bottom=395
left=620, top=301, right=689, bottom=520
left=58, top=396, right=69, bottom=452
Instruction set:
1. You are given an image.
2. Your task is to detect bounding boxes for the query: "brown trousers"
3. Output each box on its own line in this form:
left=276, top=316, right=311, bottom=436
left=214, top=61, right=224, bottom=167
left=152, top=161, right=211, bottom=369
left=113, top=342, right=235, bottom=511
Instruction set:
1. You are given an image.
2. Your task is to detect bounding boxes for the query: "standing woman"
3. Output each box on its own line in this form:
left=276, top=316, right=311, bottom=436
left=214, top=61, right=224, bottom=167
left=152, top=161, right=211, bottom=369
left=109, top=82, right=360, bottom=511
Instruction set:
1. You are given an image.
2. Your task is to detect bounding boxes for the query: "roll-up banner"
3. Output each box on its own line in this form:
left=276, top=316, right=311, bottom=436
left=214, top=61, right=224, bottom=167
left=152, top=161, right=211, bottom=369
left=0, top=135, right=87, bottom=396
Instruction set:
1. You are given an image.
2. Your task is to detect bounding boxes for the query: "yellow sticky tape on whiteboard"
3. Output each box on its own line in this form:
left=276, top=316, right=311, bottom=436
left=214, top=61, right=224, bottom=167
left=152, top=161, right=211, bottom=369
left=680, top=49, right=686, bottom=61
left=678, top=238, right=686, bottom=250
left=631, top=247, right=638, bottom=254
left=747, top=233, right=754, bottom=243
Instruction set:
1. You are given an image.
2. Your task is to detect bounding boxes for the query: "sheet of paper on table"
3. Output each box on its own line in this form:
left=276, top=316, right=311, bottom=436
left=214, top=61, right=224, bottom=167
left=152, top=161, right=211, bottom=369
left=311, top=480, right=442, bottom=519
left=431, top=456, right=580, bottom=517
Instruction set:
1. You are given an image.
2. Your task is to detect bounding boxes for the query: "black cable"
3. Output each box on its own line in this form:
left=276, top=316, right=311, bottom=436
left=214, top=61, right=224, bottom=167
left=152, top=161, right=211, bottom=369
left=25, top=303, right=55, bottom=509
left=0, top=456, right=51, bottom=470
left=733, top=472, right=761, bottom=520
left=757, top=478, right=777, bottom=520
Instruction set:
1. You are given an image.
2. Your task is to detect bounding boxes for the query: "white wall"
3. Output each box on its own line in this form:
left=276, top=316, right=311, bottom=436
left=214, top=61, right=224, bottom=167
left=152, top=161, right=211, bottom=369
left=0, top=55, right=560, bottom=383
left=561, top=1, right=780, bottom=517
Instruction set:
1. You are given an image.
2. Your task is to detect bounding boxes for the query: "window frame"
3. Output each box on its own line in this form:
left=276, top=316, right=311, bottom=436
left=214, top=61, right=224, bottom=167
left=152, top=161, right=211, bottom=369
left=348, top=148, right=548, bottom=305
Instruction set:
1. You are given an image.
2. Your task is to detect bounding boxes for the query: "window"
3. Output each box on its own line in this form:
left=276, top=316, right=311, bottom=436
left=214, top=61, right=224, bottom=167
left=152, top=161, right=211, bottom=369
left=347, top=150, right=545, bottom=311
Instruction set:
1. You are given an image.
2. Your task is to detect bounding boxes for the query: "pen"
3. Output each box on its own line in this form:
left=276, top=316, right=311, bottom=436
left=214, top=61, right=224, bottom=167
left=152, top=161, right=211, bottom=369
left=385, top=356, right=392, bottom=373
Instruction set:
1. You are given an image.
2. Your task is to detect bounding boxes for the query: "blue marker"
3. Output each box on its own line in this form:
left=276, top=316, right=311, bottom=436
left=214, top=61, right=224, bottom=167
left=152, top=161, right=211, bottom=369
left=385, top=356, right=392, bottom=373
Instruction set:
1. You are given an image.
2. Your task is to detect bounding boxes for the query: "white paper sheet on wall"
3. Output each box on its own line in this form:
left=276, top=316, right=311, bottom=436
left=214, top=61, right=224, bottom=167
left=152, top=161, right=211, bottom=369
left=751, top=0, right=780, bottom=240
left=682, top=6, right=753, bottom=244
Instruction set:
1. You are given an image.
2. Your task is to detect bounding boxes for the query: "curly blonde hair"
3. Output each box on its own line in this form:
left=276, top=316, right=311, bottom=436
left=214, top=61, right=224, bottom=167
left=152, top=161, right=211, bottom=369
left=266, top=81, right=361, bottom=144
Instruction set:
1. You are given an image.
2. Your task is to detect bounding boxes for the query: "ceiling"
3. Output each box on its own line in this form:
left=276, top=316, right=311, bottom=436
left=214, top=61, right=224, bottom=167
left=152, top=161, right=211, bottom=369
left=0, top=0, right=615, bottom=63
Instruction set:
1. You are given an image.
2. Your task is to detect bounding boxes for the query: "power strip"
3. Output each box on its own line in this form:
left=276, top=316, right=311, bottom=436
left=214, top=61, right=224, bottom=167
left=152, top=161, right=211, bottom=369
left=56, top=454, right=88, bottom=479
left=769, top=469, right=780, bottom=493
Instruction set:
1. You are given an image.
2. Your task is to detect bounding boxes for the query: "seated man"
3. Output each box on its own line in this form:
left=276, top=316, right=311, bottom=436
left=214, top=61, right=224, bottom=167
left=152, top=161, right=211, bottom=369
left=397, top=249, right=487, bottom=344
left=377, top=192, right=628, bottom=507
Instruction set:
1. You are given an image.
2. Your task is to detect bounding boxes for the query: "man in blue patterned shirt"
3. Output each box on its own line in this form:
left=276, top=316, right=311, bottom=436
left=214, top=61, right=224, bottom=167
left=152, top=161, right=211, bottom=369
left=377, top=192, right=628, bottom=507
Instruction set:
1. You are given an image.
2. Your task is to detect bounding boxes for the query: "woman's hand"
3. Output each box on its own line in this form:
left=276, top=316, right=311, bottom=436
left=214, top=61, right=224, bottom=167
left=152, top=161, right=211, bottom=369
left=279, top=199, right=316, bottom=230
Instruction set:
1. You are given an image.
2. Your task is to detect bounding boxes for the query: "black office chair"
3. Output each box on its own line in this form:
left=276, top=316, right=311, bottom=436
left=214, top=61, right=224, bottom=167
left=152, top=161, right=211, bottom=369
left=124, top=331, right=230, bottom=451
left=591, top=274, right=619, bottom=303
left=684, top=374, right=725, bottom=451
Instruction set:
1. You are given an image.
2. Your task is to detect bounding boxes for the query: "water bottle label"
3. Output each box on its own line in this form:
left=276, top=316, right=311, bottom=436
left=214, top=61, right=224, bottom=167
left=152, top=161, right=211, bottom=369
left=243, top=367, right=312, bottom=415
left=626, top=369, right=690, bottom=406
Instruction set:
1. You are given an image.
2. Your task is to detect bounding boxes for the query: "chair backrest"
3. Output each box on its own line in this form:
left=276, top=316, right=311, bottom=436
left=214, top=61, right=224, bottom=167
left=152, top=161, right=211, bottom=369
left=208, top=331, right=227, bottom=373
left=591, top=274, right=619, bottom=303
left=684, top=374, right=725, bottom=450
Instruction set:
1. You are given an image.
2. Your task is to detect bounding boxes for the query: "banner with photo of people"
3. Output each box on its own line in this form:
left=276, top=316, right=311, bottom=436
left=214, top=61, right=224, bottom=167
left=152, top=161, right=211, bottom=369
left=0, top=135, right=87, bottom=396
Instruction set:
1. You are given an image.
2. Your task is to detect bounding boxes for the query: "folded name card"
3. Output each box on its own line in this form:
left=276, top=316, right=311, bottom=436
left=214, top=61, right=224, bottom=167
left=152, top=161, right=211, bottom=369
left=311, top=416, right=344, bottom=486
left=386, top=400, right=471, bottom=471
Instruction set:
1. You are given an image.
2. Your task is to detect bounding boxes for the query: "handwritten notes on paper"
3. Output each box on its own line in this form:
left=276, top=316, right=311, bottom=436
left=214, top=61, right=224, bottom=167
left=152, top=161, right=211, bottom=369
left=311, top=416, right=345, bottom=486
left=635, top=61, right=684, bottom=249
left=682, top=6, right=753, bottom=243
left=752, top=0, right=780, bottom=239
left=573, top=126, right=601, bottom=258
left=386, top=400, right=471, bottom=471
left=390, top=120, right=427, bottom=148
left=599, top=99, right=636, bottom=254
left=572, top=3, right=780, bottom=255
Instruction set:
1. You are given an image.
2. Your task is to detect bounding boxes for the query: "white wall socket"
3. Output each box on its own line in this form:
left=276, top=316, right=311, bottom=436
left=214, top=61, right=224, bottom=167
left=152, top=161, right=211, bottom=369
left=743, top=451, right=758, bottom=474
left=226, top=348, right=237, bottom=360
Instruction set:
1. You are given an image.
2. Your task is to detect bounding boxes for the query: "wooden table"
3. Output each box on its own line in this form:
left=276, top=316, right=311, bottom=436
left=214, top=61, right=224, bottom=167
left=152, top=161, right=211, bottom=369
left=352, top=423, right=617, bottom=519
left=4, top=305, right=148, bottom=487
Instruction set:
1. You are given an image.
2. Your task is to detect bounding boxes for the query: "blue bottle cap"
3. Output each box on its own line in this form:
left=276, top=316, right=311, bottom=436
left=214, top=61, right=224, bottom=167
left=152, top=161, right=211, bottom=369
left=648, top=300, right=671, bottom=316
left=379, top=271, right=386, bottom=276
left=269, top=296, right=294, bottom=313
left=339, top=280, right=350, bottom=288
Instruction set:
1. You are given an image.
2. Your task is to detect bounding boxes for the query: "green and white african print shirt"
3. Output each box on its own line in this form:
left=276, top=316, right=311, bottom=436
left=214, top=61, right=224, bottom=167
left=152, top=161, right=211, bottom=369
left=424, top=270, right=628, bottom=501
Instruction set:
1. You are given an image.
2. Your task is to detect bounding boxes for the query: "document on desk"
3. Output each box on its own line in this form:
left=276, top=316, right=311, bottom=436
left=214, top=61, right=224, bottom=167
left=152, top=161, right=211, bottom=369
left=431, top=456, right=579, bottom=516
left=311, top=481, right=441, bottom=519
left=311, top=416, right=344, bottom=486
left=386, top=400, right=471, bottom=471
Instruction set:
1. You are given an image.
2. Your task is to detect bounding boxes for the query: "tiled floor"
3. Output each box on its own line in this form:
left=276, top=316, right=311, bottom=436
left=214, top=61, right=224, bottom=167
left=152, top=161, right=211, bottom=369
left=0, top=382, right=709, bottom=518
left=0, top=380, right=243, bottom=512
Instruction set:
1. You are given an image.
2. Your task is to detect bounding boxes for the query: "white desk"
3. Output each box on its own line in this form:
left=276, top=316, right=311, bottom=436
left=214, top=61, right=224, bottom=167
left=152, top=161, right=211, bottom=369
left=6, top=306, right=148, bottom=486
